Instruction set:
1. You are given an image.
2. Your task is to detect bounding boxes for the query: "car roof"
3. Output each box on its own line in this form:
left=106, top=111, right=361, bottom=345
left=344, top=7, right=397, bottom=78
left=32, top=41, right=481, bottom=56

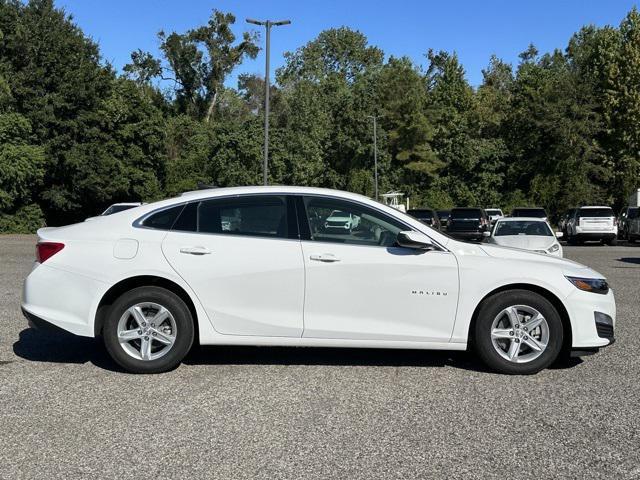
left=579, top=206, right=613, bottom=209
left=177, top=185, right=374, bottom=202
left=496, top=217, right=548, bottom=222
left=110, top=202, right=141, bottom=207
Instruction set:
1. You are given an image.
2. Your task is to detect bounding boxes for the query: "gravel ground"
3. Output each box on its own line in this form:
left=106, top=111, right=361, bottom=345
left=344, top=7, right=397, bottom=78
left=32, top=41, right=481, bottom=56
left=1, top=234, right=639, bottom=479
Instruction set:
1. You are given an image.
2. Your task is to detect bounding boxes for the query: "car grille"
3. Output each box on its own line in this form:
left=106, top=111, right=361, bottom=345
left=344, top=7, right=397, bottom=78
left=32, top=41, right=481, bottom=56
left=596, top=322, right=614, bottom=339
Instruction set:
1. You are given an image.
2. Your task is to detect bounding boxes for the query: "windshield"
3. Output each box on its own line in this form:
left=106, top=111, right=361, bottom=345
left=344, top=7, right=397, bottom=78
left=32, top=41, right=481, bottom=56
left=629, top=207, right=639, bottom=219
left=436, top=210, right=450, bottom=219
left=512, top=208, right=547, bottom=218
left=485, top=209, right=502, bottom=216
left=579, top=208, right=614, bottom=218
left=494, top=220, right=552, bottom=237
left=102, top=204, right=137, bottom=215
left=451, top=209, right=482, bottom=220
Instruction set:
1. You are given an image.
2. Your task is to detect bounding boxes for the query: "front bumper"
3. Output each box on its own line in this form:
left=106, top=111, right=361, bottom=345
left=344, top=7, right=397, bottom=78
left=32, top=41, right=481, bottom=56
left=565, top=286, right=616, bottom=349
left=573, top=229, right=617, bottom=240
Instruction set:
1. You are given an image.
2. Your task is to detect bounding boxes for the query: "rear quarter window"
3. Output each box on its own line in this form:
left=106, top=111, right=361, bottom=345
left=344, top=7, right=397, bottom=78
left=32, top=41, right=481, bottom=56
left=140, top=205, right=184, bottom=230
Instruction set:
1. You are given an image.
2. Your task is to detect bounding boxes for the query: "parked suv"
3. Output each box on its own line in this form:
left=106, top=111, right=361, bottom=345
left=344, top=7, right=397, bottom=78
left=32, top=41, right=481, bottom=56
left=618, top=206, right=639, bottom=241
left=567, top=206, right=618, bottom=245
left=446, top=208, right=490, bottom=241
left=407, top=208, right=441, bottom=230
left=511, top=207, right=548, bottom=221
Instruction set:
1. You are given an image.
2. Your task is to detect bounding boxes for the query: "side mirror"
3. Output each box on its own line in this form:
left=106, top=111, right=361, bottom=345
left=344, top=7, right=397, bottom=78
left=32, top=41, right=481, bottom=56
left=482, top=231, right=491, bottom=237
left=555, top=231, right=563, bottom=238
left=397, top=231, right=435, bottom=250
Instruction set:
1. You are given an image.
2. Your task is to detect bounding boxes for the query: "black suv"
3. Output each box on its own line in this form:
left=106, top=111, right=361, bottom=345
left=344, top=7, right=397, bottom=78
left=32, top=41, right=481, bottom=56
left=447, top=208, right=490, bottom=241
left=407, top=208, right=441, bottom=230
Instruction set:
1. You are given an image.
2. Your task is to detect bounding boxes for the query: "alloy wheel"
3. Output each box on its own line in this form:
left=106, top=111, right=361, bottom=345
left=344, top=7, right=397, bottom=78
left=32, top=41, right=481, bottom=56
left=490, top=305, right=549, bottom=363
left=117, top=302, right=177, bottom=361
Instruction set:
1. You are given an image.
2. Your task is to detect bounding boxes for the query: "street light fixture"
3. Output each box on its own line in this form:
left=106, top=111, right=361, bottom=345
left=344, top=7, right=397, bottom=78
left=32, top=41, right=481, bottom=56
left=246, top=18, right=291, bottom=186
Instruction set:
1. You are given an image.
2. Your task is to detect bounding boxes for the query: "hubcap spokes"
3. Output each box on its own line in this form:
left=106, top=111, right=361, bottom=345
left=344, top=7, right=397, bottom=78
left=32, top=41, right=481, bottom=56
left=117, top=302, right=177, bottom=361
left=491, top=305, right=549, bottom=364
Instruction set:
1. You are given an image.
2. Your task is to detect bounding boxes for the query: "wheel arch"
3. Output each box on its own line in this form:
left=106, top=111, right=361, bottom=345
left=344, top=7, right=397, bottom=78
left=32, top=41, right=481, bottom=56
left=467, top=283, right=572, bottom=352
left=94, top=275, right=200, bottom=342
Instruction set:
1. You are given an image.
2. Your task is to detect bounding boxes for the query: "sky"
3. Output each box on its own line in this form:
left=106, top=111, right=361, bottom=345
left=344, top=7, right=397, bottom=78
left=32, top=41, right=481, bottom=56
left=56, top=0, right=639, bottom=87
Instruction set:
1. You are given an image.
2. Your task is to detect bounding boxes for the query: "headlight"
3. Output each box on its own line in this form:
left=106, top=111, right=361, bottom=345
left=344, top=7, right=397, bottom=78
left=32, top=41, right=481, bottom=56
left=548, top=244, right=560, bottom=253
left=565, top=276, right=609, bottom=295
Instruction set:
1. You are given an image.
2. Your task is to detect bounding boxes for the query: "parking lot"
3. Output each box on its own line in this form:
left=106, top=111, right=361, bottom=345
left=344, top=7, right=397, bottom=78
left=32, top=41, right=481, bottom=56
left=1, top=234, right=639, bottom=479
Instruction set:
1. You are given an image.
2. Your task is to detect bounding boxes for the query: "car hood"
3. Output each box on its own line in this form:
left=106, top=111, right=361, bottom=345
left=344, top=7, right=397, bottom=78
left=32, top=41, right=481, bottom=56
left=490, top=235, right=555, bottom=251
left=478, top=243, right=601, bottom=277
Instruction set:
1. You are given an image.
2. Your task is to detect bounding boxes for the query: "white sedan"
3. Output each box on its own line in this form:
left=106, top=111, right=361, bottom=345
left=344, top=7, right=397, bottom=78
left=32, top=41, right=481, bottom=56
left=22, top=187, right=615, bottom=375
left=488, top=217, right=564, bottom=257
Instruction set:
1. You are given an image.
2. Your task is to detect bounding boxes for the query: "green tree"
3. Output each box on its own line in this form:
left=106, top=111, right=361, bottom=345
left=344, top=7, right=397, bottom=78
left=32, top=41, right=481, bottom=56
left=125, top=10, right=259, bottom=122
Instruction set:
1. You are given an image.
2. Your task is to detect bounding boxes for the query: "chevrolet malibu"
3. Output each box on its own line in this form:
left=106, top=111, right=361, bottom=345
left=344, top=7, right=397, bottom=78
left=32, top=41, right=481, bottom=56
left=22, top=187, right=615, bottom=374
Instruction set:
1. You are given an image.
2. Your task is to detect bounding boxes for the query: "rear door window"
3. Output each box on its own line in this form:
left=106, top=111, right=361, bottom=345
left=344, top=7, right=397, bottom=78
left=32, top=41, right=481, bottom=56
left=198, top=196, right=290, bottom=238
left=171, top=195, right=295, bottom=239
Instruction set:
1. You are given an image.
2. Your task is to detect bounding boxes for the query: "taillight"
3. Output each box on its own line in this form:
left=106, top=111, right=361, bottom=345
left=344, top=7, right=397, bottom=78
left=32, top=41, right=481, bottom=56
left=36, top=242, right=65, bottom=263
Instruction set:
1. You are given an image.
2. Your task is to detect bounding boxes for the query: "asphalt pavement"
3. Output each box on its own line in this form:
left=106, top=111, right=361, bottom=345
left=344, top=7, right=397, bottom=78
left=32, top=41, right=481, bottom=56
left=1, top=235, right=639, bottom=479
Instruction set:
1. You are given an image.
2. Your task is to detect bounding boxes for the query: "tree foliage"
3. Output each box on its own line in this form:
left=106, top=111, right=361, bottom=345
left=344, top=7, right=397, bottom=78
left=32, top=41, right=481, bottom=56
left=1, top=1, right=640, bottom=232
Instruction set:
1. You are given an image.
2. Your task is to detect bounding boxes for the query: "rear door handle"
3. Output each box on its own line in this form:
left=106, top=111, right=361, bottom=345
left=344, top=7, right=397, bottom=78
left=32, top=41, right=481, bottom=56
left=179, top=246, right=211, bottom=255
left=309, top=253, right=340, bottom=263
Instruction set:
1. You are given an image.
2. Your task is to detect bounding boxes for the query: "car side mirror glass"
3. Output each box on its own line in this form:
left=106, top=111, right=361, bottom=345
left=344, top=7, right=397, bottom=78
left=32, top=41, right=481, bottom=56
left=555, top=231, right=563, bottom=238
left=397, top=231, right=434, bottom=250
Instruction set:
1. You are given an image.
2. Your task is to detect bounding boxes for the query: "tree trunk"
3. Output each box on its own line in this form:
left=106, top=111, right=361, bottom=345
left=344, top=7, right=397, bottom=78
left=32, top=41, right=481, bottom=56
left=205, top=90, right=218, bottom=123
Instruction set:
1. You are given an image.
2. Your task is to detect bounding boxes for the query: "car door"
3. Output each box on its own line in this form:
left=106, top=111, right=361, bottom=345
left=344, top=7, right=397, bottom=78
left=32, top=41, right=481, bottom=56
left=297, top=195, right=459, bottom=342
left=161, top=195, right=304, bottom=337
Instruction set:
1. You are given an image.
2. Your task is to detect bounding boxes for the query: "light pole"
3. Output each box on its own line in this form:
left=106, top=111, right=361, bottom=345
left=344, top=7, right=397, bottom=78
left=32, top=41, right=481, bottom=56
left=246, top=18, right=291, bottom=186
left=367, top=115, right=380, bottom=200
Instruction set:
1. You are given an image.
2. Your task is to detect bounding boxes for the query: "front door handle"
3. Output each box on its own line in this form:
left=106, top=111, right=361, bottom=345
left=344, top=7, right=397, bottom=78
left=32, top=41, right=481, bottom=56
left=309, top=253, right=340, bottom=262
left=179, top=246, right=211, bottom=255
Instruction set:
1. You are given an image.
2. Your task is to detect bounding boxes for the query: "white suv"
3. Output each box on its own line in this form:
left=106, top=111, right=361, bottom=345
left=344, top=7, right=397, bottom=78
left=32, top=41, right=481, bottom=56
left=567, top=206, right=617, bottom=245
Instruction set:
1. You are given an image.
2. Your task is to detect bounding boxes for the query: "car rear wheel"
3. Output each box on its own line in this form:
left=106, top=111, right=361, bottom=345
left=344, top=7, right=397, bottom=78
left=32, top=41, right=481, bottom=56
left=474, top=290, right=564, bottom=374
left=103, top=286, right=194, bottom=374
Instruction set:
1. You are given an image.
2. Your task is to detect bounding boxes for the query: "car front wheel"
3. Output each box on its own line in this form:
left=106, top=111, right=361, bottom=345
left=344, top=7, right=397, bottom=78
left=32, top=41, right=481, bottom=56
left=103, top=286, right=195, bottom=374
left=474, top=290, right=564, bottom=374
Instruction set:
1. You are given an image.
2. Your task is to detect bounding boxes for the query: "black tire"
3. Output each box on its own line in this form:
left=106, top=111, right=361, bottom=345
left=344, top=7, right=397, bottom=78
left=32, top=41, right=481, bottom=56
left=474, top=289, right=564, bottom=375
left=103, top=286, right=194, bottom=374
left=606, top=238, right=617, bottom=246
